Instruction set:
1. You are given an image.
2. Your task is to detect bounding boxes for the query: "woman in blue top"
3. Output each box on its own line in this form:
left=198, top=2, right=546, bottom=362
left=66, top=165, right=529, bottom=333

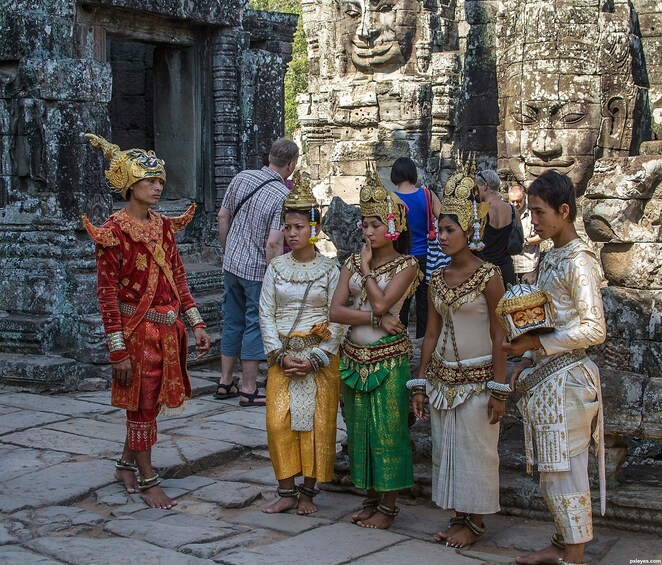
left=392, top=157, right=442, bottom=338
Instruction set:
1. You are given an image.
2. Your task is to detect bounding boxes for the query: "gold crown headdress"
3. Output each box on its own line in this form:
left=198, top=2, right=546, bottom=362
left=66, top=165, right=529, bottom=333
left=440, top=154, right=489, bottom=251
left=86, top=133, right=166, bottom=199
left=359, top=162, right=407, bottom=240
left=283, top=170, right=320, bottom=243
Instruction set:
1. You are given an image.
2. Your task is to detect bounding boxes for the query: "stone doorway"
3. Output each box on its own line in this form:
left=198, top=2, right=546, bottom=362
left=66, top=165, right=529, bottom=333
left=107, top=38, right=203, bottom=203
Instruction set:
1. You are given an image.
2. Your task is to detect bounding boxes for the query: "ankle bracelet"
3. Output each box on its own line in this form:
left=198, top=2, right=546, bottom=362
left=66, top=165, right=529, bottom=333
left=137, top=474, right=162, bottom=491
left=115, top=459, right=138, bottom=472
left=297, top=484, right=320, bottom=498
left=551, top=533, right=566, bottom=549
left=276, top=487, right=299, bottom=498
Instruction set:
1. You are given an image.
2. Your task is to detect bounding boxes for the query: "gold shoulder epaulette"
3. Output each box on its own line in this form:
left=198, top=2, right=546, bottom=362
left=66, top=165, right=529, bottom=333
left=166, top=203, right=196, bottom=233
left=82, top=215, right=120, bottom=247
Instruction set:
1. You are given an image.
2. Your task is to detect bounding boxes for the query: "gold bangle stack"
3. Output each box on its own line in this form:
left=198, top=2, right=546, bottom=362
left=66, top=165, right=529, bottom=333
left=107, top=331, right=126, bottom=352
left=184, top=307, right=204, bottom=327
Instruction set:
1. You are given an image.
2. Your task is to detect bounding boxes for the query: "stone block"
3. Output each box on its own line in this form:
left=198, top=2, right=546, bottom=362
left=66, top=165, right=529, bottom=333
left=355, top=539, right=484, bottom=564
left=19, top=59, right=112, bottom=102
left=175, top=422, right=268, bottom=450
left=208, top=408, right=267, bottom=431
left=600, top=369, right=647, bottom=436
left=191, top=481, right=262, bottom=508
left=3, top=426, right=120, bottom=457
left=583, top=199, right=662, bottom=243
left=595, top=338, right=662, bottom=379
left=0, top=409, right=68, bottom=436
left=601, top=243, right=662, bottom=288
left=0, top=12, right=73, bottom=60
left=602, top=287, right=662, bottom=342
left=27, top=536, right=211, bottom=564
left=0, top=546, right=61, bottom=564
left=586, top=156, right=662, bottom=200
left=46, top=417, right=160, bottom=444
left=642, top=378, right=662, bottom=439
left=180, top=528, right=275, bottom=560
left=221, top=522, right=406, bottom=564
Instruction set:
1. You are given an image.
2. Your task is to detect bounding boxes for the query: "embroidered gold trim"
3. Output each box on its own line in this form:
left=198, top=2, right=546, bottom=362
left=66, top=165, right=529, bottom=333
left=431, top=262, right=496, bottom=314
left=342, top=334, right=410, bottom=383
left=426, top=355, right=493, bottom=386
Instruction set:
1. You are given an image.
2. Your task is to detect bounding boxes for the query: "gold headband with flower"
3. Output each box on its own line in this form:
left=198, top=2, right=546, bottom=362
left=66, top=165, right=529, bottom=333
left=359, top=162, right=407, bottom=240
left=282, top=170, right=320, bottom=244
left=86, top=133, right=166, bottom=199
left=440, top=154, right=490, bottom=251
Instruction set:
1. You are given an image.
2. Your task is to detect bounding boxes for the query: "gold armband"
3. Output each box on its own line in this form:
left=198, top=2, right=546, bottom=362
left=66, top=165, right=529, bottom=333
left=184, top=307, right=204, bottom=327
left=107, top=331, right=126, bottom=352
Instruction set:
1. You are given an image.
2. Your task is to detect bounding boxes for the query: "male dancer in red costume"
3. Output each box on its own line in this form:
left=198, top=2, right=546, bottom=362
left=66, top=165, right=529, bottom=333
left=84, top=133, right=210, bottom=509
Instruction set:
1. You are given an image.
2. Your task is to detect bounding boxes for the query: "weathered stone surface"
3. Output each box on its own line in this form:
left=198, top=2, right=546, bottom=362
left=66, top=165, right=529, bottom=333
left=584, top=199, right=662, bottom=243
left=642, top=378, right=662, bottom=439
left=3, top=427, right=120, bottom=457
left=586, top=156, right=662, bottom=200
left=354, top=539, right=483, bottom=564
left=231, top=510, right=332, bottom=536
left=0, top=545, right=62, bottom=564
left=104, top=515, right=240, bottom=550
left=180, top=528, right=275, bottom=560
left=175, top=422, right=267, bottom=450
left=602, top=287, right=662, bottom=342
left=190, top=481, right=262, bottom=508
left=322, top=197, right=363, bottom=263
left=209, top=408, right=267, bottom=431
left=598, top=537, right=662, bottom=564
left=600, top=243, right=662, bottom=288
left=27, top=536, right=210, bottom=564
left=0, top=459, right=113, bottom=510
left=0, top=410, right=68, bottom=436
left=600, top=369, right=647, bottom=436
left=0, top=393, right=116, bottom=416
left=160, top=476, right=216, bottom=492
left=222, top=522, right=406, bottom=565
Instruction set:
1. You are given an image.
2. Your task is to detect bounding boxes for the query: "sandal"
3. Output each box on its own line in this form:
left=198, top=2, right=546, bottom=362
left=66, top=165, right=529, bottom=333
left=239, top=388, right=266, bottom=407
left=213, top=377, right=240, bottom=400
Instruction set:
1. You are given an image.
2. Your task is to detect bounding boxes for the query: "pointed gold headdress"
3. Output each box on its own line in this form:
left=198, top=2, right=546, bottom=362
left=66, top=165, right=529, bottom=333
left=283, top=170, right=320, bottom=243
left=359, top=162, right=407, bottom=239
left=440, top=154, right=489, bottom=250
left=86, top=133, right=166, bottom=199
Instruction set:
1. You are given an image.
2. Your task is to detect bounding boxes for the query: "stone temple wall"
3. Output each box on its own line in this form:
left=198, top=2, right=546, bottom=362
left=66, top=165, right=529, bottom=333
left=0, top=0, right=296, bottom=389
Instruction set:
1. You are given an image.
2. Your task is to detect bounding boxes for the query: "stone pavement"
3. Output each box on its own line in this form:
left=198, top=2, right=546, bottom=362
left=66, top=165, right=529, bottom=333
left=1, top=369, right=661, bottom=565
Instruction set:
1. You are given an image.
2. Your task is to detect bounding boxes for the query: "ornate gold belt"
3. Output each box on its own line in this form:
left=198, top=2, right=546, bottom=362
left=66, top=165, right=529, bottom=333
left=342, top=334, right=410, bottom=365
left=279, top=333, right=322, bottom=352
left=516, top=349, right=587, bottom=394
left=426, top=355, right=493, bottom=387
left=119, top=302, right=179, bottom=326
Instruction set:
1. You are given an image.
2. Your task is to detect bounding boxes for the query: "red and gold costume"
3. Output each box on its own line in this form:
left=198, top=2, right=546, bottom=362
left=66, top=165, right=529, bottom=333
left=83, top=133, right=205, bottom=452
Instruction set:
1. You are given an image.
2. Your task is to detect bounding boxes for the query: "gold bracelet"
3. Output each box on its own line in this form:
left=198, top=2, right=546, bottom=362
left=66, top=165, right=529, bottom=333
left=184, top=307, right=204, bottom=327
left=106, top=331, right=126, bottom=352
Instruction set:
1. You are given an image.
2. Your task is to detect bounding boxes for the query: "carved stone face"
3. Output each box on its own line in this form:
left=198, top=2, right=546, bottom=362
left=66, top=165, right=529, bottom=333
left=501, top=70, right=602, bottom=191
left=337, top=0, right=415, bottom=72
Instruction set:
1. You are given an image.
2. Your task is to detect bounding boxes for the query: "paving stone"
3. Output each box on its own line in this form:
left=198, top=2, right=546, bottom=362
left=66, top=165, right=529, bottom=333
left=0, top=444, right=69, bottom=481
left=0, top=405, right=20, bottom=415
left=460, top=548, right=515, bottom=564
left=165, top=397, right=222, bottom=420
left=0, top=410, right=68, bottom=435
left=188, top=375, right=218, bottom=397
left=209, top=408, right=267, bottom=431
left=180, top=528, right=276, bottom=560
left=110, top=502, right=149, bottom=517
left=130, top=507, right=178, bottom=521
left=3, top=427, right=120, bottom=457
left=73, top=391, right=111, bottom=405
left=190, top=480, right=263, bottom=508
left=353, top=539, right=485, bottom=564
left=0, top=521, right=17, bottom=544
left=221, top=522, right=407, bottom=564
left=484, top=522, right=615, bottom=559
left=173, top=499, right=225, bottom=520
left=97, top=493, right=130, bottom=506
left=46, top=417, right=170, bottom=443
left=0, top=494, right=42, bottom=513
left=599, top=538, right=662, bottom=563
left=170, top=436, right=242, bottom=471
left=231, top=510, right=333, bottom=535
left=27, top=536, right=210, bottom=564
left=286, top=490, right=361, bottom=522
left=388, top=503, right=453, bottom=540
left=0, top=545, right=63, bottom=563
left=104, top=515, right=239, bottom=549
left=175, top=422, right=268, bottom=449
left=161, top=475, right=216, bottom=491
left=221, top=463, right=276, bottom=485
left=0, top=458, right=114, bottom=510
left=149, top=440, right=188, bottom=469
left=31, top=506, right=105, bottom=526
left=0, top=393, right=116, bottom=416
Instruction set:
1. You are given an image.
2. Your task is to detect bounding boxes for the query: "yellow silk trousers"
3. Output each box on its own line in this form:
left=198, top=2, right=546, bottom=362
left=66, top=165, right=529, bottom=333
left=266, top=354, right=340, bottom=483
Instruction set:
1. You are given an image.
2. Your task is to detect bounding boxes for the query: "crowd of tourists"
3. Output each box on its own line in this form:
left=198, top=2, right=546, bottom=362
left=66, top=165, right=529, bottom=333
left=83, top=135, right=606, bottom=565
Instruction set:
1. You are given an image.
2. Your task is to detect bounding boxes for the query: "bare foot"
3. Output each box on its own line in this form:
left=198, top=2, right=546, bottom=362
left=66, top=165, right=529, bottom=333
left=357, top=509, right=396, bottom=530
left=515, top=544, right=564, bottom=565
left=434, top=522, right=465, bottom=543
left=262, top=496, right=299, bottom=514
left=446, top=525, right=483, bottom=548
left=297, top=494, right=318, bottom=515
left=114, top=469, right=139, bottom=494
left=139, top=485, right=177, bottom=509
left=351, top=504, right=378, bottom=524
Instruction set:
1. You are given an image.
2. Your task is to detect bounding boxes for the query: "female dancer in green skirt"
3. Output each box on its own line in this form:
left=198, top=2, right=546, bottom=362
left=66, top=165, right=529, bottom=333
left=330, top=165, right=420, bottom=529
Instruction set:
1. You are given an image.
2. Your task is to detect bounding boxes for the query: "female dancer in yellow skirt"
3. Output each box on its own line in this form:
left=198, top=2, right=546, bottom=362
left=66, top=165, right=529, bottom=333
left=330, top=165, right=420, bottom=529
left=259, top=171, right=344, bottom=515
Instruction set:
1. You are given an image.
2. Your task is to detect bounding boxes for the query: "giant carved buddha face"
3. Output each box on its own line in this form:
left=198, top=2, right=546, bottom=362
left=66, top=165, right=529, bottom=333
left=501, top=71, right=602, bottom=193
left=337, top=0, right=415, bottom=73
